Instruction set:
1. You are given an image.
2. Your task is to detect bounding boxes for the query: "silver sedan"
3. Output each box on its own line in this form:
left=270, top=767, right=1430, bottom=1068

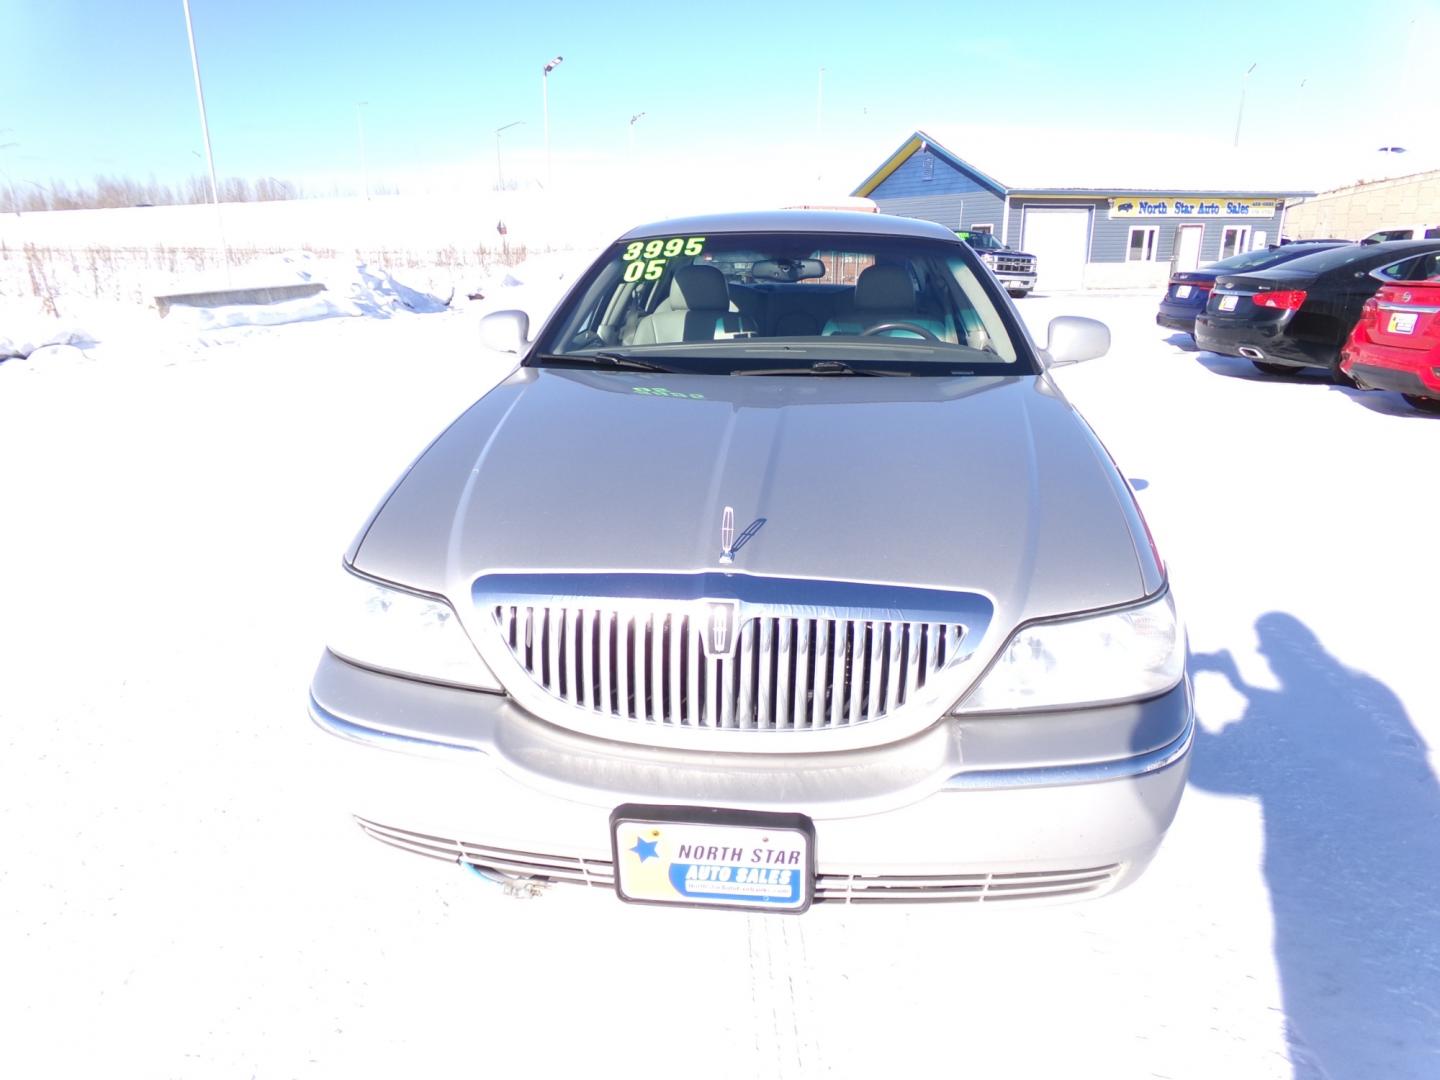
left=309, top=211, right=1191, bottom=911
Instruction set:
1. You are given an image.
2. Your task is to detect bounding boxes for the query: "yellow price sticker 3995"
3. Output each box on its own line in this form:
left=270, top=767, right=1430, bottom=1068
left=622, top=236, right=706, bottom=261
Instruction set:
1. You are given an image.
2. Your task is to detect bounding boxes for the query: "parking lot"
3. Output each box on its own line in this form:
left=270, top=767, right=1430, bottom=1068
left=1, top=290, right=1436, bottom=1079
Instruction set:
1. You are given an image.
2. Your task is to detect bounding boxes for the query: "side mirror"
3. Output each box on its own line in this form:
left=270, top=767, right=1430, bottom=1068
left=1044, top=316, right=1110, bottom=367
left=479, top=309, right=532, bottom=354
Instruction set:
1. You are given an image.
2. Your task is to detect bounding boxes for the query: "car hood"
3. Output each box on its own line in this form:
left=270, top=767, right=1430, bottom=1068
left=352, top=367, right=1154, bottom=636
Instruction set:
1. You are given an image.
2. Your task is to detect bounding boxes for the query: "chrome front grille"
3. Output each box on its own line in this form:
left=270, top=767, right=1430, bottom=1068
left=492, top=604, right=965, bottom=731
left=995, top=255, right=1035, bottom=274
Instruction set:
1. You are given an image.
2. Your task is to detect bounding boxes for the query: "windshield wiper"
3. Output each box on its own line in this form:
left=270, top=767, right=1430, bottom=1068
left=732, top=360, right=911, bottom=377
left=532, top=351, right=675, bottom=373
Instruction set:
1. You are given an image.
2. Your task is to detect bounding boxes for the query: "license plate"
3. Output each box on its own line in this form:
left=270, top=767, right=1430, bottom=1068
left=611, top=804, right=815, bottom=912
left=1387, top=312, right=1418, bottom=335
left=1175, top=285, right=1192, bottom=299
left=1218, top=295, right=1238, bottom=312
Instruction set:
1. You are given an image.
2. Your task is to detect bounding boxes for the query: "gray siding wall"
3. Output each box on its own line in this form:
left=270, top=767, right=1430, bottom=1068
left=870, top=152, right=1007, bottom=232
left=1010, top=197, right=1287, bottom=264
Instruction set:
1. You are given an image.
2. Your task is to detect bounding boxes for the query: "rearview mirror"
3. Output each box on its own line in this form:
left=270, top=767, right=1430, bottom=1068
left=479, top=309, right=532, bottom=354
left=1044, top=316, right=1110, bottom=366
left=750, top=258, right=826, bottom=282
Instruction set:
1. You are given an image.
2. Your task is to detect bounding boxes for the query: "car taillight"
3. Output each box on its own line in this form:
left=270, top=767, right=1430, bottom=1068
left=1253, top=289, right=1307, bottom=310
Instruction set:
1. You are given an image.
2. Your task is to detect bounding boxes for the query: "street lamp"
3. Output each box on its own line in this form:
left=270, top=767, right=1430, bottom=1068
left=180, top=0, right=228, bottom=276
left=1233, top=61, right=1256, bottom=148
left=495, top=120, right=523, bottom=190
left=543, top=55, right=563, bottom=188
left=628, top=112, right=645, bottom=153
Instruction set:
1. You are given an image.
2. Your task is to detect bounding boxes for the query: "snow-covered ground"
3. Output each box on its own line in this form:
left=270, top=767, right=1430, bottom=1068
left=1, top=282, right=1437, bottom=1080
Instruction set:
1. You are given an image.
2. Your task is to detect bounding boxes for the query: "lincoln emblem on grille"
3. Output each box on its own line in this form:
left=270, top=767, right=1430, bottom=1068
left=709, top=601, right=735, bottom=653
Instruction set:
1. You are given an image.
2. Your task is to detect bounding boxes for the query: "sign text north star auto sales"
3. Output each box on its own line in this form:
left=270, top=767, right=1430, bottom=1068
left=1108, top=197, right=1277, bottom=218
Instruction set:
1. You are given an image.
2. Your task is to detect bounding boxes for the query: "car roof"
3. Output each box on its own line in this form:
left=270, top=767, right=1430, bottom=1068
left=1349, top=239, right=1440, bottom=253
left=616, top=210, right=959, bottom=243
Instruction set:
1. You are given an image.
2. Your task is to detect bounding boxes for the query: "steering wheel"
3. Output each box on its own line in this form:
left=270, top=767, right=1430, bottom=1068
left=860, top=322, right=941, bottom=342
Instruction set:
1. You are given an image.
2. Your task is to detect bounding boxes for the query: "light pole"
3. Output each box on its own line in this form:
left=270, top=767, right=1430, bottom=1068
left=543, top=55, right=563, bottom=188
left=495, top=120, right=523, bottom=190
left=356, top=101, right=370, bottom=200
left=181, top=0, right=228, bottom=276
left=628, top=112, right=645, bottom=153
left=1233, top=61, right=1256, bottom=148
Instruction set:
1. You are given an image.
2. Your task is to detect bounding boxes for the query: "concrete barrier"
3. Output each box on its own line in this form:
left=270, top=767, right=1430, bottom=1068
left=154, top=282, right=327, bottom=317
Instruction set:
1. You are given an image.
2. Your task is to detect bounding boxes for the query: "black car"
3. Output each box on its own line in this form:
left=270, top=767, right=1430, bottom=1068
left=1192, top=240, right=1440, bottom=378
left=1156, top=242, right=1346, bottom=338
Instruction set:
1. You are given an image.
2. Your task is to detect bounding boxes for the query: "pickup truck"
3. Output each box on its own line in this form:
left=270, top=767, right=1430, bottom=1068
left=956, top=229, right=1038, bottom=297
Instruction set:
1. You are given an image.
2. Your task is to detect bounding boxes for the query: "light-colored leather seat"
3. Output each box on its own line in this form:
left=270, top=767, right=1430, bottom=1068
left=631, top=265, right=754, bottom=344
left=822, top=264, right=953, bottom=341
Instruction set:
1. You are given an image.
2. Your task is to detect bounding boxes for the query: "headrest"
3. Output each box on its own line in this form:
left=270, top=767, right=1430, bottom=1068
left=669, top=264, right=730, bottom=312
left=855, top=264, right=915, bottom=310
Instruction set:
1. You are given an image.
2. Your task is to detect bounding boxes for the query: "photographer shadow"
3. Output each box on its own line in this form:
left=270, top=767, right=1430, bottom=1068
left=1190, top=613, right=1440, bottom=1079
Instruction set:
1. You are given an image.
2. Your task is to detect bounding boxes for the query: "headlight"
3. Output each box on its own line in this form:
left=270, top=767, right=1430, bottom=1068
left=954, top=591, right=1183, bottom=713
left=329, top=566, right=502, bottom=692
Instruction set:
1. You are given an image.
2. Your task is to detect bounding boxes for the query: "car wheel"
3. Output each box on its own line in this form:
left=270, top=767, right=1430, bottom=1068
left=1402, top=393, right=1440, bottom=414
left=1008, top=290, right=1030, bottom=299
left=1251, top=360, right=1298, bottom=376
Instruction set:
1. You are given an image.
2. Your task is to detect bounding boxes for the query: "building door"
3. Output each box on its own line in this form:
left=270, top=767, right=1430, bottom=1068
left=1173, top=225, right=1204, bottom=272
left=1220, top=226, right=1251, bottom=259
left=1021, top=208, right=1091, bottom=291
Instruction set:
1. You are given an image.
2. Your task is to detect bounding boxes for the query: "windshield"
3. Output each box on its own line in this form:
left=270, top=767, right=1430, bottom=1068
left=958, top=230, right=1005, bottom=251
left=535, top=230, right=1025, bottom=375
left=1205, top=244, right=1338, bottom=273
left=1269, top=243, right=1391, bottom=275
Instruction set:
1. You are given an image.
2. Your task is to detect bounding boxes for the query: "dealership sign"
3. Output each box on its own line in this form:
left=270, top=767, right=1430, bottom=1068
left=1108, top=197, right=1278, bottom=218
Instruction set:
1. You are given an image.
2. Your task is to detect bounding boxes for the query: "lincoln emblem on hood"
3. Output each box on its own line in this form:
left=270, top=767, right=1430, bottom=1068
left=719, top=506, right=735, bottom=564
left=718, top=506, right=768, bottom=566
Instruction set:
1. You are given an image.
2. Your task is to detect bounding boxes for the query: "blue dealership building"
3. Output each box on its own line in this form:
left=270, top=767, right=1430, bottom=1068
left=853, top=128, right=1314, bottom=291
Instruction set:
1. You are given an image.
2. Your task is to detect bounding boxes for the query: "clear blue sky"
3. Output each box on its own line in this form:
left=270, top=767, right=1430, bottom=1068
left=1, top=0, right=1432, bottom=193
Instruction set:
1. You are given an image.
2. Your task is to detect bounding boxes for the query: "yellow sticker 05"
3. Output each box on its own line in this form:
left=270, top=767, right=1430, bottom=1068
left=623, top=259, right=668, bottom=282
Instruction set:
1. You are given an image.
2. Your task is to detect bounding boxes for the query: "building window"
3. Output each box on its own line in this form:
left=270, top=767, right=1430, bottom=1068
left=970, top=224, right=993, bottom=235
left=921, top=153, right=934, bottom=181
left=1127, top=226, right=1159, bottom=262
left=1220, top=226, right=1251, bottom=259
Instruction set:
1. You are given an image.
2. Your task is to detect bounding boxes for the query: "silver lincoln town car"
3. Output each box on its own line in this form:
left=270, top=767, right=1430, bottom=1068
left=309, top=210, right=1193, bottom=911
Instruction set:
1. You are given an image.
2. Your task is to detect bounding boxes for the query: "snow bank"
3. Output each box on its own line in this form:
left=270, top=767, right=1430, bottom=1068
left=160, top=252, right=450, bottom=331
left=0, top=300, right=95, bottom=364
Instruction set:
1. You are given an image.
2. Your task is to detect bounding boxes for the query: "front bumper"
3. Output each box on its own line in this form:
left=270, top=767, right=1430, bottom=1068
left=1000, top=276, right=1036, bottom=293
left=308, top=651, right=1193, bottom=904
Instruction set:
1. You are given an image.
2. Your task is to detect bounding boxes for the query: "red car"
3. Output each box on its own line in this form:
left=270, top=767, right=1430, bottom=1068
left=1340, top=253, right=1440, bottom=413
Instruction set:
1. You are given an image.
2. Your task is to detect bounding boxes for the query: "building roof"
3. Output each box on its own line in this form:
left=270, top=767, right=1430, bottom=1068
left=852, top=125, right=1368, bottom=199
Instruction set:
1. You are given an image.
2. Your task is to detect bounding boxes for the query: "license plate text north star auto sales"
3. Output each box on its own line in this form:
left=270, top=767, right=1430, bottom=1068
left=611, top=806, right=815, bottom=912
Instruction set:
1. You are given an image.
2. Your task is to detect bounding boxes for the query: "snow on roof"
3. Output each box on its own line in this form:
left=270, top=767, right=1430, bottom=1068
left=864, top=124, right=1438, bottom=197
